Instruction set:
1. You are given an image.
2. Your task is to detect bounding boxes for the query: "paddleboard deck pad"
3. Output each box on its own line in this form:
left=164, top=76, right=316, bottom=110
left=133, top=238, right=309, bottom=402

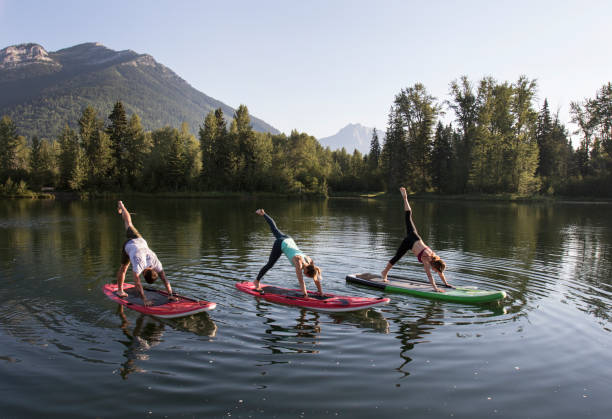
left=235, top=281, right=389, bottom=313
left=346, top=273, right=506, bottom=303
left=103, top=283, right=216, bottom=318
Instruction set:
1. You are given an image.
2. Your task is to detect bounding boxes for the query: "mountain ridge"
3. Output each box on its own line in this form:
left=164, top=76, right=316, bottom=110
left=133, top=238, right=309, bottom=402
left=318, top=123, right=382, bottom=155
left=0, top=42, right=279, bottom=138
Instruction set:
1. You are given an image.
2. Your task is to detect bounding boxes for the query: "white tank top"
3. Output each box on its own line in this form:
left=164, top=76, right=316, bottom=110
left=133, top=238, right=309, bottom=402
left=124, top=238, right=163, bottom=275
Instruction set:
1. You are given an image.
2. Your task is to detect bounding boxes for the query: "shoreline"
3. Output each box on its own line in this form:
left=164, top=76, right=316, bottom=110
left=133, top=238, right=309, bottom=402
left=2, top=190, right=611, bottom=203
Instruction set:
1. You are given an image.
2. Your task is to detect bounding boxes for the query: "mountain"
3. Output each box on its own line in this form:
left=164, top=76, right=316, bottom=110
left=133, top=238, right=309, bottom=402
left=318, top=123, right=383, bottom=155
left=0, top=42, right=279, bottom=139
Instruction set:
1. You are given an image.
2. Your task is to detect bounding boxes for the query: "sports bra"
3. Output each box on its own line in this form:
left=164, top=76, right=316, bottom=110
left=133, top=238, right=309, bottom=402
left=417, top=247, right=430, bottom=264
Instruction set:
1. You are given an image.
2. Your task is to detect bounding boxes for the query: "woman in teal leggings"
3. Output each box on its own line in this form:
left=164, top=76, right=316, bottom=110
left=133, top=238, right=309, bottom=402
left=254, top=209, right=323, bottom=297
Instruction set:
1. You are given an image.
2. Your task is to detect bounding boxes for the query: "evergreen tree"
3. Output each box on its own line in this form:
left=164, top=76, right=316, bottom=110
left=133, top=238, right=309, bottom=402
left=179, top=121, right=202, bottom=189
left=78, top=106, right=112, bottom=188
left=365, top=128, right=383, bottom=191
left=166, top=128, right=184, bottom=190
left=536, top=99, right=572, bottom=193
left=29, top=136, right=58, bottom=189
left=231, top=105, right=272, bottom=191
left=106, top=101, right=129, bottom=186
left=199, top=110, right=219, bottom=189
left=368, top=128, right=381, bottom=170
left=392, top=83, right=439, bottom=192
left=570, top=82, right=612, bottom=195
left=68, top=147, right=87, bottom=191
left=570, top=98, right=594, bottom=176
left=382, top=105, right=408, bottom=190
left=29, top=136, right=43, bottom=189
left=0, top=116, right=19, bottom=180
left=510, top=76, right=540, bottom=194
left=536, top=99, right=554, bottom=179
left=448, top=76, right=478, bottom=192
left=79, top=106, right=102, bottom=153
left=431, top=122, right=454, bottom=193
left=124, top=114, right=151, bottom=187
left=216, top=112, right=239, bottom=190
left=89, top=129, right=114, bottom=188
left=58, top=124, right=84, bottom=189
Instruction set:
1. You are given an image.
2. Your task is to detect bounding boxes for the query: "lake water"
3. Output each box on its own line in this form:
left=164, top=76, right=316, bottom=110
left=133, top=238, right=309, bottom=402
left=0, top=197, right=610, bottom=418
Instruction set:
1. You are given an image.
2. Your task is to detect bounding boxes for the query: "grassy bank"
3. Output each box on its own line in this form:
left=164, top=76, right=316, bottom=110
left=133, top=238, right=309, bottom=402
left=329, top=191, right=612, bottom=203
left=3, top=189, right=610, bottom=203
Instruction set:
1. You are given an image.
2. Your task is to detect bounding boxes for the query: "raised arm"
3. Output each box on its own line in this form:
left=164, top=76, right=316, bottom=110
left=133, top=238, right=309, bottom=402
left=117, top=200, right=133, bottom=230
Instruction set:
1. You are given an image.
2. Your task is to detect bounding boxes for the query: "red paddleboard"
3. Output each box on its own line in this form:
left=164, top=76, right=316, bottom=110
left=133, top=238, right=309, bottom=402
left=235, top=281, right=389, bottom=313
left=103, top=283, right=216, bottom=318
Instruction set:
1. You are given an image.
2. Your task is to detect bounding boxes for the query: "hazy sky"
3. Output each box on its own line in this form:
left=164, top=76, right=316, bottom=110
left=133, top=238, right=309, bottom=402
left=1, top=0, right=611, bottom=139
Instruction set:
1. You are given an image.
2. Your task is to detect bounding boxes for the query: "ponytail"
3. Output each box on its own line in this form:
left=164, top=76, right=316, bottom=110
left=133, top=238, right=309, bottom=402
left=430, top=256, right=446, bottom=273
left=304, top=260, right=321, bottom=279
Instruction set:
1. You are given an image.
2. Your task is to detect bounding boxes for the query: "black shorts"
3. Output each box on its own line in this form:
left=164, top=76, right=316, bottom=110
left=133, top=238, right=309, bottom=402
left=121, top=226, right=142, bottom=265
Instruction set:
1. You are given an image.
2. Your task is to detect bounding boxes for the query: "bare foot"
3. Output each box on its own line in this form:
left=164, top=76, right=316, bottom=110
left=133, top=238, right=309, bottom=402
left=253, top=280, right=262, bottom=291
left=116, top=291, right=128, bottom=298
left=381, top=271, right=388, bottom=282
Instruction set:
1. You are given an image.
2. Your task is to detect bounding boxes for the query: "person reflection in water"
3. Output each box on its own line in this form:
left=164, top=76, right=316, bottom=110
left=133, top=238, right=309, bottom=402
left=117, top=306, right=165, bottom=379
left=380, top=187, right=453, bottom=293
left=116, top=201, right=176, bottom=306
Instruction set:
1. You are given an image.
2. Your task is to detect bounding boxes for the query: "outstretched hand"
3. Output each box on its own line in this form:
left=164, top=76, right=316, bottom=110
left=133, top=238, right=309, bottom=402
left=399, top=187, right=407, bottom=197
left=255, top=209, right=265, bottom=216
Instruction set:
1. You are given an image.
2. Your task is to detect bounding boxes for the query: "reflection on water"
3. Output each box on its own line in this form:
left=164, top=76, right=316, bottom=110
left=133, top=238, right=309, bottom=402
left=115, top=305, right=218, bottom=379
left=256, top=307, right=391, bottom=356
left=0, top=198, right=611, bottom=418
left=116, top=305, right=165, bottom=379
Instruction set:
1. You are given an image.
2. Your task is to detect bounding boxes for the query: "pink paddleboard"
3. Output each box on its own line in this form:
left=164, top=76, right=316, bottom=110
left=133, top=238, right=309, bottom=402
left=236, top=281, right=389, bottom=313
left=103, top=283, right=216, bottom=318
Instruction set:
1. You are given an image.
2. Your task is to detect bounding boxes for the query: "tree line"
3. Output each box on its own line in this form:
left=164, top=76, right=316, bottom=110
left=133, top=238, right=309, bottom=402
left=380, top=77, right=612, bottom=196
left=1, top=77, right=611, bottom=197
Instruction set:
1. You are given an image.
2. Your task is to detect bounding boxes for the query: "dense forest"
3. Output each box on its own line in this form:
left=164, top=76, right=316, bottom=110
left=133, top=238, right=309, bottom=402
left=1, top=76, right=611, bottom=197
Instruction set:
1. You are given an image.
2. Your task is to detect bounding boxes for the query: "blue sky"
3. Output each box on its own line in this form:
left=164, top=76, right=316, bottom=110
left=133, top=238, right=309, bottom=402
left=1, top=0, right=611, bottom=139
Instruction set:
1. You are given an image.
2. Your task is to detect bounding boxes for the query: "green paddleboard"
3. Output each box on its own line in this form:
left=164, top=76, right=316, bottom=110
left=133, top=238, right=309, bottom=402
left=346, top=273, right=506, bottom=304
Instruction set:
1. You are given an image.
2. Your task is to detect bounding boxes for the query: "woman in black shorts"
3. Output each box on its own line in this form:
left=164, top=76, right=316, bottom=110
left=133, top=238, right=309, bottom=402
left=381, top=187, right=453, bottom=292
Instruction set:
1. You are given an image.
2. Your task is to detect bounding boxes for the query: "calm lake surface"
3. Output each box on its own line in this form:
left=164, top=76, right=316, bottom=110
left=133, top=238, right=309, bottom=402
left=0, top=197, right=610, bottom=418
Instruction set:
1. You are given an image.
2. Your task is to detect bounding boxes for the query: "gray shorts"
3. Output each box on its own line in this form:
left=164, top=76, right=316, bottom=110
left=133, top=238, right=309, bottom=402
left=121, top=226, right=142, bottom=265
